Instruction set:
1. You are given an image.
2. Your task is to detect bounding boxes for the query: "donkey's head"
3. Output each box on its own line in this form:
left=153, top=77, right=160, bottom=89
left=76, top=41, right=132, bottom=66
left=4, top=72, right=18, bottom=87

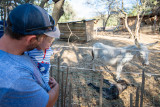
left=134, top=39, right=158, bottom=66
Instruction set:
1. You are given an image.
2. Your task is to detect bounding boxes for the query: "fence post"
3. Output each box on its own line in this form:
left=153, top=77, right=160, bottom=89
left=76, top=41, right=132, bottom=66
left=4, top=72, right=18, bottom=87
left=68, top=75, right=72, bottom=107
left=64, top=66, right=69, bottom=107
left=99, top=74, right=103, bottom=107
left=50, top=66, right=53, bottom=77
left=135, top=87, right=139, bottom=107
left=61, top=71, right=64, bottom=107
left=56, top=57, right=60, bottom=107
left=130, top=93, right=133, bottom=107
left=140, top=69, right=145, bottom=107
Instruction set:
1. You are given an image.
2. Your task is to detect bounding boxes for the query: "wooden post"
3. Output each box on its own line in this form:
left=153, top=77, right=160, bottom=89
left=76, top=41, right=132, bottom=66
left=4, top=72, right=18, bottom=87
left=140, top=69, right=145, bottom=107
left=57, top=57, right=60, bottom=83
left=61, top=71, right=64, bottom=107
left=130, top=93, right=133, bottom=107
left=68, top=75, right=72, bottom=107
left=56, top=57, right=60, bottom=107
left=50, top=66, right=52, bottom=77
left=99, top=74, right=103, bottom=107
left=135, top=87, right=139, bottom=107
left=96, top=27, right=98, bottom=37
left=64, top=66, right=69, bottom=107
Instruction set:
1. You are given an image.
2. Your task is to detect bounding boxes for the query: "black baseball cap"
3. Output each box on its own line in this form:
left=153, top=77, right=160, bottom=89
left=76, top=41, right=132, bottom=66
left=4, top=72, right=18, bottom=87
left=8, top=3, right=60, bottom=38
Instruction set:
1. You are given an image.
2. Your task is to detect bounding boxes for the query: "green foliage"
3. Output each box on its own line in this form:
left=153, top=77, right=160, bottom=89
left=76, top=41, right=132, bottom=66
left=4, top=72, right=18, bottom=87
left=128, top=6, right=138, bottom=16
left=106, top=15, right=118, bottom=26
left=128, top=0, right=159, bottom=16
left=92, top=14, right=118, bottom=27
left=58, top=1, right=76, bottom=22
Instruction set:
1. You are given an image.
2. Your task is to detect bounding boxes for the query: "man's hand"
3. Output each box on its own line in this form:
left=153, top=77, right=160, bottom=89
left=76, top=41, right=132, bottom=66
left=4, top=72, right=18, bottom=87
left=48, top=77, right=57, bottom=88
left=46, top=77, right=59, bottom=107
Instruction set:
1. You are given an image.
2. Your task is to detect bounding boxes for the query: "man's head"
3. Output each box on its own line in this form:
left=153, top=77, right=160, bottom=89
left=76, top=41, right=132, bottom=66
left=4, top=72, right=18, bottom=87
left=4, top=3, right=60, bottom=51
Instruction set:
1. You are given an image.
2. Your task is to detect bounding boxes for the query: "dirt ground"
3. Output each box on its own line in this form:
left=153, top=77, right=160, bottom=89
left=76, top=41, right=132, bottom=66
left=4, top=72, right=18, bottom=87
left=50, top=31, right=160, bottom=107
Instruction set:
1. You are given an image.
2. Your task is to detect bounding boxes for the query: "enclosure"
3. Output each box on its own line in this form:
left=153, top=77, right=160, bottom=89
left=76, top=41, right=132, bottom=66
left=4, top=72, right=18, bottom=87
left=58, top=19, right=95, bottom=42
left=119, top=14, right=160, bottom=33
left=50, top=31, right=160, bottom=107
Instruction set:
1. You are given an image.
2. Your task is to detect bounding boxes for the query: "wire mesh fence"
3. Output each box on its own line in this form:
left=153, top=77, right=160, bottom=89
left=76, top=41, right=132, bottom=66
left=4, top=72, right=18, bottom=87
left=50, top=46, right=160, bottom=107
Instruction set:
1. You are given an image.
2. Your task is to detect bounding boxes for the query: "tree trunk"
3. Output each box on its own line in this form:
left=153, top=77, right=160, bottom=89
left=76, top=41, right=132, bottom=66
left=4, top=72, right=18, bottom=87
left=39, top=0, right=48, bottom=8
left=119, top=0, right=134, bottom=39
left=102, top=18, right=105, bottom=31
left=30, top=0, right=34, bottom=4
left=52, top=0, right=65, bottom=25
left=103, top=15, right=111, bottom=31
left=153, top=15, right=157, bottom=33
left=135, top=13, right=140, bottom=39
left=124, top=14, right=134, bottom=39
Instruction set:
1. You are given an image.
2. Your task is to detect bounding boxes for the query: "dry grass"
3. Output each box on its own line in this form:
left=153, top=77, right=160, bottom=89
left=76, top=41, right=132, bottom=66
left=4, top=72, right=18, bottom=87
left=50, top=31, right=160, bottom=107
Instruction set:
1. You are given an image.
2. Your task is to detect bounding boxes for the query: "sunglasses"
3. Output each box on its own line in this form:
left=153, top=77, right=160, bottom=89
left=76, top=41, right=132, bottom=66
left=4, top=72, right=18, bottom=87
left=26, top=15, right=55, bottom=32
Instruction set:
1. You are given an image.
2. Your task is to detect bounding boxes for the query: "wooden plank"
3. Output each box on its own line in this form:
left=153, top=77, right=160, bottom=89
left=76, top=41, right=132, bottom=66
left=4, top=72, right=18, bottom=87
left=60, top=35, right=86, bottom=39
left=60, top=31, right=86, bottom=34
left=60, top=33, right=86, bottom=38
left=140, top=69, right=145, bottom=107
left=99, top=74, right=103, bottom=107
left=135, top=87, right=139, bottom=107
left=60, top=32, right=86, bottom=36
left=85, top=21, right=94, bottom=41
left=58, top=23, right=85, bottom=27
left=59, top=26, right=86, bottom=31
left=60, top=36, right=86, bottom=42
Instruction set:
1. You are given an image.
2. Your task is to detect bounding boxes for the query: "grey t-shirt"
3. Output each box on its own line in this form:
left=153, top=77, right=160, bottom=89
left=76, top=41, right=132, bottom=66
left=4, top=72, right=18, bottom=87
left=0, top=50, right=49, bottom=107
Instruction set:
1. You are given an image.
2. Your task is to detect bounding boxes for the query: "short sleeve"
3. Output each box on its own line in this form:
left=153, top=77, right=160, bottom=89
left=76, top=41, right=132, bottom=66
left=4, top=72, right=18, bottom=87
left=2, top=77, right=49, bottom=107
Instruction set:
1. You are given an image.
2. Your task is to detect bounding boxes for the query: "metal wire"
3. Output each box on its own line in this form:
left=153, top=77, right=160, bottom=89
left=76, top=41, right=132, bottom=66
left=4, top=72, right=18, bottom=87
left=53, top=45, right=160, bottom=52
left=51, top=64, right=160, bottom=76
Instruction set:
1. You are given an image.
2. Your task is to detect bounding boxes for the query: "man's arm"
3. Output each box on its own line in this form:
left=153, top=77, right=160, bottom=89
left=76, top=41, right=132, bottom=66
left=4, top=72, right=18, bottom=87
left=46, top=77, right=59, bottom=107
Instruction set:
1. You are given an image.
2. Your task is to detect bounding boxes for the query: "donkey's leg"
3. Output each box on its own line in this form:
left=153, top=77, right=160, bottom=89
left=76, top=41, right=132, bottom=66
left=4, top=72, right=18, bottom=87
left=116, top=64, right=123, bottom=81
left=104, top=66, right=115, bottom=78
left=92, top=59, right=96, bottom=71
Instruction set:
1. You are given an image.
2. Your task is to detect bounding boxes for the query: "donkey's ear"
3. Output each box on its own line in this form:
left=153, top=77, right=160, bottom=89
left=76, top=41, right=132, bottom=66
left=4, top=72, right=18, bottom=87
left=146, top=41, right=159, bottom=47
left=135, top=39, right=140, bottom=48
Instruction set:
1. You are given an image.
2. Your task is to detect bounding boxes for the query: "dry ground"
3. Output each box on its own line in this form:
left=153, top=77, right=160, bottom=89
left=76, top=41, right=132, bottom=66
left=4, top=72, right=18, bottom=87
left=50, top=31, right=160, bottom=107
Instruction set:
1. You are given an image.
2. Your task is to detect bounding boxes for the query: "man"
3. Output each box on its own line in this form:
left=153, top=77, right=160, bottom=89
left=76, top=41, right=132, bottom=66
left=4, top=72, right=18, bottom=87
left=0, top=4, right=59, bottom=107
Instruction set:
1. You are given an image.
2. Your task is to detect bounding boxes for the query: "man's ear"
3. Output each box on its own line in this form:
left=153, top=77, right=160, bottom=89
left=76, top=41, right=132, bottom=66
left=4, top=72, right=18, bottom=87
left=25, top=35, right=37, bottom=45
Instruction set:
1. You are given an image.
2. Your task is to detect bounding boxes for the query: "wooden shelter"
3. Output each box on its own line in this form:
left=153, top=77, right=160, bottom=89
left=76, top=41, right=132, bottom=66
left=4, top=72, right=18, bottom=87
left=58, top=19, right=95, bottom=42
left=119, top=13, right=160, bottom=33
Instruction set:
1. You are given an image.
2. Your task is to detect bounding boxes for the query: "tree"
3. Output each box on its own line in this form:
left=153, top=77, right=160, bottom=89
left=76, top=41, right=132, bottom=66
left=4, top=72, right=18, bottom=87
left=58, top=1, right=76, bottom=22
left=86, top=0, right=118, bottom=31
left=52, top=0, right=65, bottom=25
left=118, top=0, right=160, bottom=39
left=117, top=0, right=153, bottom=39
left=0, top=0, right=65, bottom=26
left=146, top=0, right=160, bottom=33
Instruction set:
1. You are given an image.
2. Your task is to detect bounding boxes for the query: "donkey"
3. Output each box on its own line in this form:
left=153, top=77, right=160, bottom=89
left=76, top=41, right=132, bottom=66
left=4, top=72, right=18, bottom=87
left=92, top=39, right=158, bottom=81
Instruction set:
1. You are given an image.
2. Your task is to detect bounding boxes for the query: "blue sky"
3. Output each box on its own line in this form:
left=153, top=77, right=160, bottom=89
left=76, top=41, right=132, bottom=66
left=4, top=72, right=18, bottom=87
left=68, top=0, right=136, bottom=18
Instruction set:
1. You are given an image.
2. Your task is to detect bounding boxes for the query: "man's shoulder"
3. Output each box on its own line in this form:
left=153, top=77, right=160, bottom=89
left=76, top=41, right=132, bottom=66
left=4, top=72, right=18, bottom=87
left=0, top=76, right=49, bottom=107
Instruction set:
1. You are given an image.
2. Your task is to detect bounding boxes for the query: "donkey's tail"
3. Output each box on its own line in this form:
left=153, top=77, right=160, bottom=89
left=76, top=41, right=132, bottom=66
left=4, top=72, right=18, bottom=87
left=91, top=49, right=94, bottom=60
